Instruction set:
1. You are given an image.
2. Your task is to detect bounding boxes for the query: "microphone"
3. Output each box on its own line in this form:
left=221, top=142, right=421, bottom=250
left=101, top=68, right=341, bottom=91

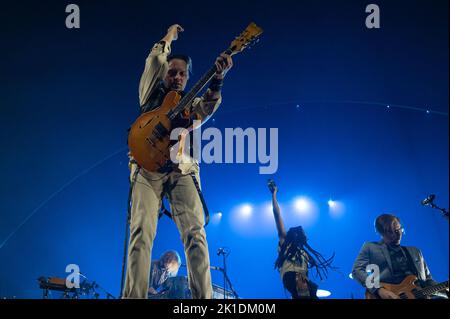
left=421, top=194, right=436, bottom=206
left=217, top=247, right=229, bottom=256
left=210, top=266, right=223, bottom=271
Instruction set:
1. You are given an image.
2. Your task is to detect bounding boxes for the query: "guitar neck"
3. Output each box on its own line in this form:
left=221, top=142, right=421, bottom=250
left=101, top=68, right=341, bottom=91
left=163, top=21, right=263, bottom=121
left=419, top=281, right=449, bottom=297
left=168, top=66, right=217, bottom=120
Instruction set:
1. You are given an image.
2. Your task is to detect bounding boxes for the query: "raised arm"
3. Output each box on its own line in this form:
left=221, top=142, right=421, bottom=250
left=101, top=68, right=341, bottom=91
left=161, top=24, right=184, bottom=43
left=268, top=180, right=287, bottom=242
left=138, top=24, right=184, bottom=108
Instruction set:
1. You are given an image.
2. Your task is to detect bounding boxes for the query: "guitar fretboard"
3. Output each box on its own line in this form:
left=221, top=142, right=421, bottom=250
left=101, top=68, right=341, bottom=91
left=167, top=48, right=233, bottom=121
left=167, top=66, right=217, bottom=120
left=416, top=281, right=449, bottom=298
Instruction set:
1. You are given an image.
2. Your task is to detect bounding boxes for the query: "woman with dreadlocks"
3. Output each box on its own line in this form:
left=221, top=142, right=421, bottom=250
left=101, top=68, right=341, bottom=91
left=268, top=179, right=335, bottom=299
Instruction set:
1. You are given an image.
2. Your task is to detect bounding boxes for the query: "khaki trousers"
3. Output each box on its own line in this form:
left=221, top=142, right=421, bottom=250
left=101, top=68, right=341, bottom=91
left=122, top=163, right=212, bottom=299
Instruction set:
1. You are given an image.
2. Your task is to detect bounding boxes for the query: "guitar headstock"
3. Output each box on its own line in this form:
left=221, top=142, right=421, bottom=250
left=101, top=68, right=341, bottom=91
left=227, top=22, right=263, bottom=56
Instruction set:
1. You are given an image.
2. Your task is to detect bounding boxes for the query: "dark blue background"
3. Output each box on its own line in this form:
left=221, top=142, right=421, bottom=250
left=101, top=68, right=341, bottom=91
left=0, top=0, right=448, bottom=299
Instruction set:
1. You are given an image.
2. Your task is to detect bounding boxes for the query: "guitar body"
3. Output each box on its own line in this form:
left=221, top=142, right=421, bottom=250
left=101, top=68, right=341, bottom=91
left=365, top=275, right=427, bottom=299
left=128, top=91, right=182, bottom=172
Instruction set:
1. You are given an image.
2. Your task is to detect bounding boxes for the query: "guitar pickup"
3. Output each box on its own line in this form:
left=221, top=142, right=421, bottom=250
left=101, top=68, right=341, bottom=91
left=153, top=122, right=169, bottom=140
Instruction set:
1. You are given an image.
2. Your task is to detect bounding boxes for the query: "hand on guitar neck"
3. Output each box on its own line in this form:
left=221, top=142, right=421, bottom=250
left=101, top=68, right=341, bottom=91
left=366, top=275, right=449, bottom=299
left=205, top=52, right=233, bottom=103
left=214, top=52, right=233, bottom=80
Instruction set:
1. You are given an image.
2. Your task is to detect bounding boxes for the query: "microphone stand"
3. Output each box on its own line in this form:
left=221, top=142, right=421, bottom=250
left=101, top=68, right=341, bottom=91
left=119, top=167, right=140, bottom=298
left=217, top=250, right=239, bottom=299
left=428, top=202, right=449, bottom=220
left=79, top=273, right=116, bottom=299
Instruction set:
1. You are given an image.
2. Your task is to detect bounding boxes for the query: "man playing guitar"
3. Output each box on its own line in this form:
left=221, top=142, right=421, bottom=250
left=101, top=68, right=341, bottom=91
left=352, top=214, right=448, bottom=299
left=123, top=24, right=233, bottom=299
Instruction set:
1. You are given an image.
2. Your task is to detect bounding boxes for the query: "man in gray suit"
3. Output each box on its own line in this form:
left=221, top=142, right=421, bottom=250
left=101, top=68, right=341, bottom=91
left=352, top=214, right=446, bottom=299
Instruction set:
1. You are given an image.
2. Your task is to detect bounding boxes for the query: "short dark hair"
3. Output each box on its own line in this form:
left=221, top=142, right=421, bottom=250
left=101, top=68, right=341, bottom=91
left=167, top=54, right=193, bottom=75
left=375, top=214, right=401, bottom=235
left=161, top=250, right=181, bottom=266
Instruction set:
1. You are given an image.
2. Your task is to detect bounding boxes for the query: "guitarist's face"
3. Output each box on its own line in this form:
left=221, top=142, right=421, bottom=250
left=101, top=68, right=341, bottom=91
left=383, top=220, right=403, bottom=246
left=164, top=59, right=189, bottom=92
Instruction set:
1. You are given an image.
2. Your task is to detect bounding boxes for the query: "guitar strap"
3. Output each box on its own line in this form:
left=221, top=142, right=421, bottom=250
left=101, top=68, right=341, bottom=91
left=157, top=171, right=210, bottom=227
left=189, top=171, right=210, bottom=227
left=159, top=200, right=172, bottom=220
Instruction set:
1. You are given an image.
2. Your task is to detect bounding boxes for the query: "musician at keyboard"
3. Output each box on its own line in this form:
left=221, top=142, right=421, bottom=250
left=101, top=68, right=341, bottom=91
left=148, top=250, right=182, bottom=296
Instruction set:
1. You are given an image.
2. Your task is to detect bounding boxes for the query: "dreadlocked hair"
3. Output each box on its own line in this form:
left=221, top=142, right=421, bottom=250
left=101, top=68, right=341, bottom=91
left=274, top=226, right=336, bottom=281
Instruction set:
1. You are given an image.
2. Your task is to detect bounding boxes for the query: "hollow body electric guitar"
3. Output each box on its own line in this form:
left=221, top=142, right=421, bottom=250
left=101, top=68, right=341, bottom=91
left=365, top=275, right=449, bottom=299
left=128, top=23, right=263, bottom=172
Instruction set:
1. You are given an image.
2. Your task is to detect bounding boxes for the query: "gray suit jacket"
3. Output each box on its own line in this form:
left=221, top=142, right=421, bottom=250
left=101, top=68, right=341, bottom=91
left=351, top=241, right=438, bottom=295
